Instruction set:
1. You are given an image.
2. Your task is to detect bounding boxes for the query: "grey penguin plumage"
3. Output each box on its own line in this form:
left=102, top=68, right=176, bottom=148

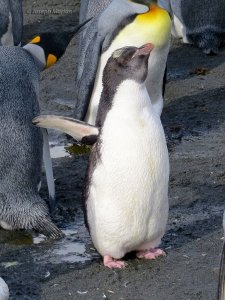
left=0, top=26, right=85, bottom=238
left=34, top=43, right=170, bottom=268
left=0, top=0, right=23, bottom=46
left=158, top=0, right=225, bottom=54
left=74, top=0, right=171, bottom=124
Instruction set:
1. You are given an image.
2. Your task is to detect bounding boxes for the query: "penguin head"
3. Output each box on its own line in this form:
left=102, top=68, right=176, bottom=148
left=22, top=18, right=91, bottom=70
left=23, top=31, right=75, bottom=70
left=103, top=43, right=154, bottom=86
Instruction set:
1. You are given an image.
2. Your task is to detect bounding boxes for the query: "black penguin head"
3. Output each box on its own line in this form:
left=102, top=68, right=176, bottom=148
left=24, top=18, right=91, bottom=70
left=103, top=43, right=154, bottom=87
left=28, top=31, right=74, bottom=69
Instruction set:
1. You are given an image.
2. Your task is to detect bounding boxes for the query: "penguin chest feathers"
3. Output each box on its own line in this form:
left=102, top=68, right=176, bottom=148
left=87, top=80, right=169, bottom=258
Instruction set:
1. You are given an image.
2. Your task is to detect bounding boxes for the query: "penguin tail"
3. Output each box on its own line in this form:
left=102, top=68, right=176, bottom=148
left=33, top=115, right=99, bottom=145
left=33, top=217, right=64, bottom=239
left=218, top=242, right=225, bottom=299
left=31, top=199, right=64, bottom=239
left=1, top=194, right=64, bottom=239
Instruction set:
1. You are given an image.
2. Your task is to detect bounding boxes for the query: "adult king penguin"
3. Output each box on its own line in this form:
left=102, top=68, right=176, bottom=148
left=34, top=43, right=170, bottom=268
left=74, top=0, right=171, bottom=125
left=158, top=0, right=225, bottom=54
left=0, top=27, right=84, bottom=238
left=0, top=0, right=23, bottom=46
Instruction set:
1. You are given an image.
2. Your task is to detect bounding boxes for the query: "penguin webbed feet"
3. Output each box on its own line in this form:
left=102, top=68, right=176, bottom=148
left=103, top=255, right=126, bottom=269
left=136, top=248, right=166, bottom=259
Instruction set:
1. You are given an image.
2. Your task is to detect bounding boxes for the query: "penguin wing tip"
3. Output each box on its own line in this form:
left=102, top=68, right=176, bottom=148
left=32, top=115, right=50, bottom=126
left=32, top=116, right=40, bottom=125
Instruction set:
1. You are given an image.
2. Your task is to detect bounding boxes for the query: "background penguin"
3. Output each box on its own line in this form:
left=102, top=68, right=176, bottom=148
left=33, top=43, right=170, bottom=268
left=0, top=277, right=9, bottom=300
left=74, top=0, right=171, bottom=124
left=0, top=26, right=84, bottom=238
left=158, top=0, right=225, bottom=54
left=218, top=212, right=225, bottom=299
left=0, top=0, right=23, bottom=46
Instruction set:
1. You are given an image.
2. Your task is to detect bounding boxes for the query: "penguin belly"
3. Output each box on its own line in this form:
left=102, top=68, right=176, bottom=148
left=86, top=81, right=169, bottom=259
left=84, top=4, right=171, bottom=125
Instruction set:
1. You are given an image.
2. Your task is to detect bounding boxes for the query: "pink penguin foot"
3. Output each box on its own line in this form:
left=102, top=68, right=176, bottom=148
left=136, top=248, right=166, bottom=260
left=103, top=256, right=126, bottom=269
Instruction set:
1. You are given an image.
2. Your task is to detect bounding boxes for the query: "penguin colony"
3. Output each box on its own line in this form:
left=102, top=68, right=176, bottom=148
left=0, top=0, right=225, bottom=296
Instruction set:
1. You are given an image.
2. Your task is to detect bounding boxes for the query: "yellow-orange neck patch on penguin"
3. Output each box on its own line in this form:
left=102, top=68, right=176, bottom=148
left=114, top=3, right=171, bottom=48
left=30, top=36, right=41, bottom=44
left=46, top=54, right=57, bottom=68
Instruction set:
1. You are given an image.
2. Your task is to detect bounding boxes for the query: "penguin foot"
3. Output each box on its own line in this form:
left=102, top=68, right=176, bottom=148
left=136, top=248, right=166, bottom=260
left=103, top=256, right=126, bottom=269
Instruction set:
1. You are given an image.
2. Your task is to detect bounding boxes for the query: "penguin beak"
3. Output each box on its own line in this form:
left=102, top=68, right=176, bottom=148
left=132, top=43, right=154, bottom=58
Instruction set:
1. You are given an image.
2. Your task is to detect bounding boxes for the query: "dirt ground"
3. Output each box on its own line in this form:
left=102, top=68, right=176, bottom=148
left=1, top=1, right=225, bottom=299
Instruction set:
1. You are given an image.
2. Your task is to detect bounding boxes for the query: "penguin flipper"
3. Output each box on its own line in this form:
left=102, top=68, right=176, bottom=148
left=218, top=242, right=225, bottom=299
left=41, top=128, right=55, bottom=212
left=33, top=115, right=99, bottom=145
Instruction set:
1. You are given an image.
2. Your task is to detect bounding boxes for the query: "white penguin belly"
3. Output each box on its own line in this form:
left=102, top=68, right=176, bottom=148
left=87, top=81, right=169, bottom=259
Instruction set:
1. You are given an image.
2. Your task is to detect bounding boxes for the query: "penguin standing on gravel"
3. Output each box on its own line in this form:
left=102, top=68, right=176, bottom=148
left=34, top=43, right=170, bottom=268
left=74, top=0, right=171, bottom=124
left=0, top=0, right=23, bottom=46
left=0, top=27, right=83, bottom=238
left=158, top=0, right=225, bottom=54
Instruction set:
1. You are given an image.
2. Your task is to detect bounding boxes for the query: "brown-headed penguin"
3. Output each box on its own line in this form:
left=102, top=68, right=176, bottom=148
left=0, top=27, right=83, bottom=238
left=33, top=43, right=170, bottom=267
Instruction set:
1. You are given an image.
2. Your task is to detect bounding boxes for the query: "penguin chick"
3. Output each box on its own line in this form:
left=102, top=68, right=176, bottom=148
left=34, top=43, right=170, bottom=268
left=0, top=0, right=23, bottom=46
left=218, top=212, right=225, bottom=299
left=74, top=0, right=171, bottom=124
left=0, top=28, right=82, bottom=238
left=0, top=277, right=9, bottom=300
left=158, top=0, right=225, bottom=54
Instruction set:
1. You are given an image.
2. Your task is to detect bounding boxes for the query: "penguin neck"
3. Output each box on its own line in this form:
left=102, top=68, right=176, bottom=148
left=112, top=80, right=153, bottom=114
left=96, top=80, right=154, bottom=128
